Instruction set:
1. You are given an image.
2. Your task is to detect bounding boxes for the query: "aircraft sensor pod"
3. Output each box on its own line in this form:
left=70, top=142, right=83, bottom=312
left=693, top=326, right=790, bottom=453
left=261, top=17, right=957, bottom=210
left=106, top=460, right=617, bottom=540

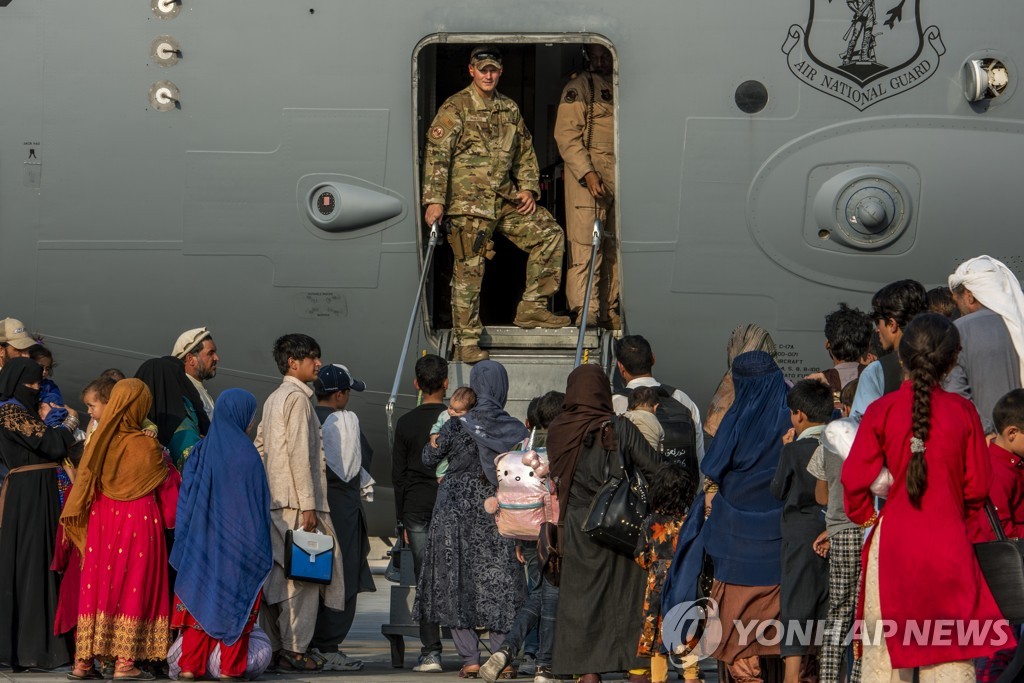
left=148, top=80, right=180, bottom=112
left=150, top=36, right=181, bottom=67
left=962, top=58, right=1010, bottom=103
left=305, top=182, right=402, bottom=232
left=812, top=167, right=912, bottom=251
left=151, top=0, right=181, bottom=19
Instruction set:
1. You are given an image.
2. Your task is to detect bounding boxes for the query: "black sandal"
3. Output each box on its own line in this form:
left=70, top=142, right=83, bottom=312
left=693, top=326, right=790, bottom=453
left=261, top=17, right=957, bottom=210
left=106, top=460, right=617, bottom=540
left=112, top=672, right=155, bottom=681
left=276, top=651, right=321, bottom=672
left=67, top=669, right=103, bottom=681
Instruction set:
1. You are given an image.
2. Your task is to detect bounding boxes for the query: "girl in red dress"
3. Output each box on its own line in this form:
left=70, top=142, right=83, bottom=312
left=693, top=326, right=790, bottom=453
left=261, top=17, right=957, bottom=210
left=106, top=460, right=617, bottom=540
left=61, top=379, right=180, bottom=681
left=843, top=312, right=1013, bottom=681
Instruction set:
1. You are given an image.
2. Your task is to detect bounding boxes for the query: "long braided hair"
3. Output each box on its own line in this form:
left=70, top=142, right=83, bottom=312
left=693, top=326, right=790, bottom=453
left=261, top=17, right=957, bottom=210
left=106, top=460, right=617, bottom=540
left=898, top=312, right=961, bottom=508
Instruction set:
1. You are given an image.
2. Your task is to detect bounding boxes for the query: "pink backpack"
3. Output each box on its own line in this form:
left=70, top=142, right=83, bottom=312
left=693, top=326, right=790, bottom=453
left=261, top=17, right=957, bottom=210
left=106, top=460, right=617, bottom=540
left=493, top=446, right=559, bottom=541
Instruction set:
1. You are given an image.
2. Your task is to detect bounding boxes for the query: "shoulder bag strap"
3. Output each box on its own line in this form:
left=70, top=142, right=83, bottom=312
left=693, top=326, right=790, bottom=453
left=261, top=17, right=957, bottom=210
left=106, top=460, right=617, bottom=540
left=614, top=418, right=649, bottom=497
left=986, top=497, right=1009, bottom=542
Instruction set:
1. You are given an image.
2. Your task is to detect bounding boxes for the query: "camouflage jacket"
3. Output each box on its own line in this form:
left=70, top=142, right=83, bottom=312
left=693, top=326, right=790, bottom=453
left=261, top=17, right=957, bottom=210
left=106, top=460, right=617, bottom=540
left=421, top=85, right=541, bottom=219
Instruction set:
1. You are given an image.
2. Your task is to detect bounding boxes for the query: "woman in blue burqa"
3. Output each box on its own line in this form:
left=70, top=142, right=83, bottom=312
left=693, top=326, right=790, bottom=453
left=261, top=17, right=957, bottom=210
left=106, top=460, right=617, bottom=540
left=169, top=389, right=272, bottom=680
left=663, top=350, right=790, bottom=682
left=415, top=360, right=527, bottom=678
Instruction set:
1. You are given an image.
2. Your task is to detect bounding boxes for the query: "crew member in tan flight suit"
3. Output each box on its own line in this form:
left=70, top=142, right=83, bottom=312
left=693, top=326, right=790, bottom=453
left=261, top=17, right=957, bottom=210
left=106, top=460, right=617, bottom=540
left=553, top=44, right=620, bottom=329
left=422, top=47, right=570, bottom=364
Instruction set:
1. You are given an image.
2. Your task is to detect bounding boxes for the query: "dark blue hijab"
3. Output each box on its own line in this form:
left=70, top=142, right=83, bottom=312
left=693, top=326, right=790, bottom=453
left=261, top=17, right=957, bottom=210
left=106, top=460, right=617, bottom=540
left=461, top=360, right=528, bottom=486
left=663, top=351, right=790, bottom=614
left=169, top=389, right=272, bottom=645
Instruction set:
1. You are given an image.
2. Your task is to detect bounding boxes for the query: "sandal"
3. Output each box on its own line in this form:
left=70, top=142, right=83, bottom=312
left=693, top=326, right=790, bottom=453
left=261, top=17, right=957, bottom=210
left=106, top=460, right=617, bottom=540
left=497, top=667, right=518, bottom=679
left=459, top=665, right=481, bottom=678
left=276, top=651, right=322, bottom=672
left=67, top=667, right=103, bottom=680
left=112, top=672, right=155, bottom=681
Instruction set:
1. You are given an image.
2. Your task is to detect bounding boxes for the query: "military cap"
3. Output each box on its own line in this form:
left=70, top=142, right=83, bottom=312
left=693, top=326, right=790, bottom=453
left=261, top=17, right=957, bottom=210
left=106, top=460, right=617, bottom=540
left=470, top=46, right=502, bottom=70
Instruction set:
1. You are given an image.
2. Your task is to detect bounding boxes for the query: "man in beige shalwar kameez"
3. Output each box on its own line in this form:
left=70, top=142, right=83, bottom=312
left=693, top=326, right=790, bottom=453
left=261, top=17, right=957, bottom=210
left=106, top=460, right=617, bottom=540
left=255, top=333, right=345, bottom=671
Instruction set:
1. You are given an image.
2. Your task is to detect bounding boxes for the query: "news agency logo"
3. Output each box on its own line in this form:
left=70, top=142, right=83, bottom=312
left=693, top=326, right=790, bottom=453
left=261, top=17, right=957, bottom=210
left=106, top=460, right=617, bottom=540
left=661, top=598, right=723, bottom=664
left=662, top=597, right=1013, bottom=658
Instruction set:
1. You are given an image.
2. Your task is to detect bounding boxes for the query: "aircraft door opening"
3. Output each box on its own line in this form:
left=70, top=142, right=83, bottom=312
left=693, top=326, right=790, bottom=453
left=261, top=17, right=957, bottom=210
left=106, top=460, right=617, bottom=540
left=413, top=36, right=621, bottom=353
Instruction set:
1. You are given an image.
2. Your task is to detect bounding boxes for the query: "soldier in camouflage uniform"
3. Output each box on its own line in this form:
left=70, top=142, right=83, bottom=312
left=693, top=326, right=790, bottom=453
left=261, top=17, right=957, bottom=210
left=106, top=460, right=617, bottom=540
left=422, top=46, right=570, bottom=364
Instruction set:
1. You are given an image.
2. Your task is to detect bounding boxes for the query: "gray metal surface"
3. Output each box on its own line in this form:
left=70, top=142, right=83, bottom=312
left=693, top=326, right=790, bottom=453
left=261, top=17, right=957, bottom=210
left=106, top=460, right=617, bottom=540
left=2, top=0, right=1023, bottom=539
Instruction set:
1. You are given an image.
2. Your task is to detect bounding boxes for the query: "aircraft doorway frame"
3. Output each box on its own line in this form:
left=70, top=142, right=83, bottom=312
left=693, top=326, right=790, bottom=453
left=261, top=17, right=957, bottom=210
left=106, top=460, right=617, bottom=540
left=411, top=33, right=620, bottom=352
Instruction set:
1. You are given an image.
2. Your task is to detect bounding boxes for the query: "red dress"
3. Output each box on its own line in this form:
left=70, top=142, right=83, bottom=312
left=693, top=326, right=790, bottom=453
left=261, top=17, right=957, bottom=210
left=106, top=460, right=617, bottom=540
left=843, top=382, right=1013, bottom=668
left=74, top=470, right=180, bottom=662
left=51, top=517, right=82, bottom=636
left=171, top=594, right=261, bottom=678
left=969, top=441, right=1024, bottom=542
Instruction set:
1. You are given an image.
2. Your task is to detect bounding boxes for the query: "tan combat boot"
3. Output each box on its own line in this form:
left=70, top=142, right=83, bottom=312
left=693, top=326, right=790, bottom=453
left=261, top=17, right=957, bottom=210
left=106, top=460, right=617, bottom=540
left=453, top=344, right=489, bottom=363
left=514, top=301, right=571, bottom=329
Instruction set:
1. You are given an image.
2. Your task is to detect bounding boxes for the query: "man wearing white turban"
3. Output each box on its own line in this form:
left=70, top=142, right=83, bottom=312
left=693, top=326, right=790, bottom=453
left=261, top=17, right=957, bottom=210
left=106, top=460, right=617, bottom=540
left=946, top=255, right=1024, bottom=433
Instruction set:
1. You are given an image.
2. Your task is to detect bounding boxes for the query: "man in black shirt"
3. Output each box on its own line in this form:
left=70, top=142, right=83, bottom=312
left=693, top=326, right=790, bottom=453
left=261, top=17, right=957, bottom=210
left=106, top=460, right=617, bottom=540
left=391, top=354, right=449, bottom=672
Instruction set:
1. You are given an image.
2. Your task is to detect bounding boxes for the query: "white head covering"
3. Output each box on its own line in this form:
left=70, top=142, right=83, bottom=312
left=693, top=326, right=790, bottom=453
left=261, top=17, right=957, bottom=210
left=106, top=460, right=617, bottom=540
left=172, top=327, right=211, bottom=359
left=949, top=255, right=1024, bottom=383
left=821, top=415, right=860, bottom=461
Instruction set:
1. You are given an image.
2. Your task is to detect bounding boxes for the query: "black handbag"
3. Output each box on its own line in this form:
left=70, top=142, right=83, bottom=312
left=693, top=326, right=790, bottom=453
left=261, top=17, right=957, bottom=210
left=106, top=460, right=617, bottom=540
left=974, top=498, right=1024, bottom=624
left=581, top=422, right=649, bottom=556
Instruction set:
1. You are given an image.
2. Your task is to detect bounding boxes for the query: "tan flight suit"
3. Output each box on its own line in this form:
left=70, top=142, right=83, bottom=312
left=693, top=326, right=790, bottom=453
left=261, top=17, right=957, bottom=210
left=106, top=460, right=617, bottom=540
left=553, top=69, right=619, bottom=321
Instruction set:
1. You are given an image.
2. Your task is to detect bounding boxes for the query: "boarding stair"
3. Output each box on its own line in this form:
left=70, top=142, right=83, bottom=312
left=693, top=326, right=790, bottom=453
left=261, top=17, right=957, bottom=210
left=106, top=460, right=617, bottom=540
left=380, top=220, right=616, bottom=665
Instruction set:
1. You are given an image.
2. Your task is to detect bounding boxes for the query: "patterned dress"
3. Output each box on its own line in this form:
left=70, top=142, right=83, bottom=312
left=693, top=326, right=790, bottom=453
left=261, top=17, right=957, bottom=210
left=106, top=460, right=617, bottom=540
left=412, top=417, right=523, bottom=631
left=635, top=512, right=685, bottom=657
left=75, top=460, right=180, bottom=662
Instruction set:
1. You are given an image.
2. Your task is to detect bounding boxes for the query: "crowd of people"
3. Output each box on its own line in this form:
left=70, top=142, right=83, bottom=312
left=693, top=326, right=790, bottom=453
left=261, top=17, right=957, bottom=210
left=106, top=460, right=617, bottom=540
left=0, top=328, right=375, bottom=680
left=1, top=251, right=1023, bottom=683
left=390, top=255, right=1024, bottom=683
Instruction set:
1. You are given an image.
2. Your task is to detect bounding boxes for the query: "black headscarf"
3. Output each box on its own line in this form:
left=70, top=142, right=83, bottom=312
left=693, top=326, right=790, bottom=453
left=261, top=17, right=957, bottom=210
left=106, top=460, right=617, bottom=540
left=546, top=364, right=616, bottom=512
left=0, top=357, right=43, bottom=410
left=134, top=356, right=210, bottom=444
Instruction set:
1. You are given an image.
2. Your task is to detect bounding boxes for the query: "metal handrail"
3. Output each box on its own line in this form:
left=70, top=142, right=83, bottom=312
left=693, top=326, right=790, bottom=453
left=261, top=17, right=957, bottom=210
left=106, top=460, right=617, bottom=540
left=386, top=221, right=441, bottom=449
left=574, top=217, right=603, bottom=367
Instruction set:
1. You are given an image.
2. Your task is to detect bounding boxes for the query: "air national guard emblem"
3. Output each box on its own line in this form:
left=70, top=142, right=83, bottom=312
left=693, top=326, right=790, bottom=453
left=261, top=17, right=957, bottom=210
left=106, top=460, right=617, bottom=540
left=782, top=0, right=944, bottom=110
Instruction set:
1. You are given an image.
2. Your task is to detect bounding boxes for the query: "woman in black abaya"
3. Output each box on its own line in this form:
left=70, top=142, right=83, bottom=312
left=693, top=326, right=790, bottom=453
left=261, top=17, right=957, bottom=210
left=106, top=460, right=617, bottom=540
left=0, top=358, right=77, bottom=670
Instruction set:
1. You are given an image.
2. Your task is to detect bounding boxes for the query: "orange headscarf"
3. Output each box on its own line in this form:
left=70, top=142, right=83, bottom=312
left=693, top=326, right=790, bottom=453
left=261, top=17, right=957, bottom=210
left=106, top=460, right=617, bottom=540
left=60, top=378, right=169, bottom=552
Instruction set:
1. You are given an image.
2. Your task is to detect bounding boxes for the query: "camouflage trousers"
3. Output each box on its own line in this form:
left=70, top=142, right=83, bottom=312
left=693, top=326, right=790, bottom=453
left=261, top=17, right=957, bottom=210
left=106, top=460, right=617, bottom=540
left=448, top=206, right=564, bottom=345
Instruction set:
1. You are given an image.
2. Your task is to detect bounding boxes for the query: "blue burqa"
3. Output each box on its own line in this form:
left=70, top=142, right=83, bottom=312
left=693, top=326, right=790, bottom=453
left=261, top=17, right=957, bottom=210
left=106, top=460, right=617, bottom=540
left=169, top=389, right=272, bottom=645
left=461, top=360, right=529, bottom=486
left=663, top=351, right=790, bottom=616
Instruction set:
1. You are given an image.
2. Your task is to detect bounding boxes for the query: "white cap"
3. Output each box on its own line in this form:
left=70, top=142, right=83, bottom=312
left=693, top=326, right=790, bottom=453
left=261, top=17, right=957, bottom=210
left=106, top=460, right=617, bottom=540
left=172, top=327, right=212, bottom=359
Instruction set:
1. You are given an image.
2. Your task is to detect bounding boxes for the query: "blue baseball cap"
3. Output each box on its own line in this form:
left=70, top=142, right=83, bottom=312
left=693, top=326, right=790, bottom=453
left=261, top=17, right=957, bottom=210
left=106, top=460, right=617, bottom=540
left=315, top=363, right=365, bottom=394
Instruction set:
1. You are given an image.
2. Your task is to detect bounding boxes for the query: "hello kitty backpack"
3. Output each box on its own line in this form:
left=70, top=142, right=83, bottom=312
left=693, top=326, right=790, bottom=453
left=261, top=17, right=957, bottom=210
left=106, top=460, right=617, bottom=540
left=493, top=432, right=559, bottom=540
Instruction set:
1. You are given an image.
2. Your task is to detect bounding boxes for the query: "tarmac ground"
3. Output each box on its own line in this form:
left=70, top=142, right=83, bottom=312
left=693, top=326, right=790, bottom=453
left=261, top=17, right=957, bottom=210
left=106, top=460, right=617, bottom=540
left=2, top=540, right=720, bottom=683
